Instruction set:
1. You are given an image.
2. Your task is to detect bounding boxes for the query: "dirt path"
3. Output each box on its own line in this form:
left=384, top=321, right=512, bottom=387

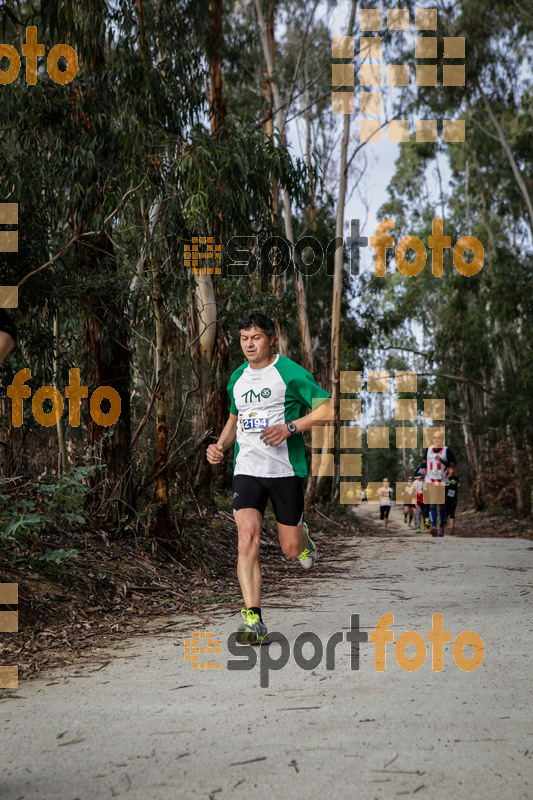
left=355, top=499, right=414, bottom=533
left=1, top=523, right=532, bottom=799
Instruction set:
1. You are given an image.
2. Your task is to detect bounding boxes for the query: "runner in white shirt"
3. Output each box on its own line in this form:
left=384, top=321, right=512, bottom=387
left=206, top=312, right=333, bottom=644
left=377, top=478, right=393, bottom=530
left=424, top=429, right=457, bottom=537
left=402, top=476, right=416, bottom=527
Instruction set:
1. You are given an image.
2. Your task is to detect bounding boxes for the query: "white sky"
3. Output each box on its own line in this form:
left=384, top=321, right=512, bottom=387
left=284, top=0, right=455, bottom=274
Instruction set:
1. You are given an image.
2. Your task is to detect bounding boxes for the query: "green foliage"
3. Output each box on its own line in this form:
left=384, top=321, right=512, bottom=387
left=0, top=463, right=101, bottom=542
left=29, top=548, right=79, bottom=577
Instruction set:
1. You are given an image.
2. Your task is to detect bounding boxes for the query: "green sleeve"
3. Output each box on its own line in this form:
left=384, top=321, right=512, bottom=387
left=228, top=385, right=237, bottom=415
left=227, top=362, right=247, bottom=415
left=290, top=375, right=330, bottom=409
left=275, top=356, right=330, bottom=410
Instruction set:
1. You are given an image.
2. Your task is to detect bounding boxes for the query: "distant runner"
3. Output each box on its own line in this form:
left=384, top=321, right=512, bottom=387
left=377, top=478, right=393, bottom=530
left=402, top=476, right=416, bottom=527
left=445, top=466, right=460, bottom=534
left=206, top=312, right=333, bottom=644
left=425, top=429, right=456, bottom=537
left=414, top=467, right=429, bottom=532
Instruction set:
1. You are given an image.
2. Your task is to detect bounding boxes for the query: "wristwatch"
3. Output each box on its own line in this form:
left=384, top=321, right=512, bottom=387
left=287, top=422, right=297, bottom=435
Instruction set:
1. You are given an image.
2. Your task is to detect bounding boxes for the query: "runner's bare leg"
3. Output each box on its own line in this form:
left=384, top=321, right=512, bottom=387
left=234, top=508, right=262, bottom=608
left=276, top=522, right=307, bottom=559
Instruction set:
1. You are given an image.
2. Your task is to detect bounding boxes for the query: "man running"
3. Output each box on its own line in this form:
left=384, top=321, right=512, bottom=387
left=425, top=429, right=456, bottom=537
left=206, top=312, right=333, bottom=644
left=402, top=476, right=416, bottom=527
left=377, top=478, right=393, bottom=530
left=413, top=468, right=428, bottom=532
left=445, top=466, right=460, bottom=534
left=0, top=309, right=16, bottom=366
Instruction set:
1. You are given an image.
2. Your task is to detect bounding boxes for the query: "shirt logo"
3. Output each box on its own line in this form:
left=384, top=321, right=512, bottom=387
left=241, top=388, right=262, bottom=403
left=261, top=388, right=271, bottom=398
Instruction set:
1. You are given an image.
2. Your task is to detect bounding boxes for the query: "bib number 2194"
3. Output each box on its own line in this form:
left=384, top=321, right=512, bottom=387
left=242, top=417, right=268, bottom=431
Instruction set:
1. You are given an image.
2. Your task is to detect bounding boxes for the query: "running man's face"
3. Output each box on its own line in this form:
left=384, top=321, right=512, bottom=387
left=240, top=326, right=274, bottom=365
left=432, top=430, right=444, bottom=448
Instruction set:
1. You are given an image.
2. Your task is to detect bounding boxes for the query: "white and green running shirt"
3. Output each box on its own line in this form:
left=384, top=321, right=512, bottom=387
left=227, top=354, right=331, bottom=478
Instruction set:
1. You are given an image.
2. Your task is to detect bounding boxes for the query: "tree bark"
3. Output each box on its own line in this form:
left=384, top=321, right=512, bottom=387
left=53, top=313, right=68, bottom=476
left=80, top=233, right=132, bottom=522
left=254, top=0, right=313, bottom=370
left=308, top=0, right=356, bottom=505
left=188, top=0, right=228, bottom=505
left=208, top=0, right=227, bottom=138
left=263, top=0, right=288, bottom=355
left=329, top=0, right=356, bottom=501
left=153, top=275, right=170, bottom=537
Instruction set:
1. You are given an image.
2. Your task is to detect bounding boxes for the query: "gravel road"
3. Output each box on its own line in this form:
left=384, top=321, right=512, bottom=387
left=1, top=508, right=532, bottom=799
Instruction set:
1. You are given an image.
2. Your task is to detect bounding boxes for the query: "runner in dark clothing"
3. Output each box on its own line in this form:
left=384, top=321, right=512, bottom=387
left=445, top=466, right=460, bottom=534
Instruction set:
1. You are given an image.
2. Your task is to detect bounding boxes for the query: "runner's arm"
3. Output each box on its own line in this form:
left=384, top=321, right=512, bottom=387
left=291, top=398, right=334, bottom=432
left=440, top=447, right=457, bottom=468
left=260, top=399, right=334, bottom=447
left=206, top=414, right=237, bottom=464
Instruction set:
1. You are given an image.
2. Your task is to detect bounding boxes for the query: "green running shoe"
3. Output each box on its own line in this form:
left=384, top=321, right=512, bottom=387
left=235, top=609, right=268, bottom=645
left=298, top=522, right=317, bottom=570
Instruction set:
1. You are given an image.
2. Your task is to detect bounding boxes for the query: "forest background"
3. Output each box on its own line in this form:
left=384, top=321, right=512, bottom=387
left=0, top=0, right=532, bottom=569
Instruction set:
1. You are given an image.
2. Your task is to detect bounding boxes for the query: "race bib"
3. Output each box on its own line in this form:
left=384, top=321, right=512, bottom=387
left=240, top=415, right=269, bottom=432
left=447, top=489, right=456, bottom=498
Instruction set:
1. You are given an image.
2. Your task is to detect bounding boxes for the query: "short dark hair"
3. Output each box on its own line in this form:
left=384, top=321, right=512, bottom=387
left=238, top=312, right=276, bottom=340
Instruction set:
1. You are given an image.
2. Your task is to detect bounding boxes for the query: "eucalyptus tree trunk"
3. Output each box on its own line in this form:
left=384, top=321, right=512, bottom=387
left=254, top=0, right=313, bottom=370
left=263, top=0, right=288, bottom=355
left=188, top=0, right=228, bottom=504
left=304, top=56, right=316, bottom=232
left=153, top=275, right=170, bottom=537
left=331, top=0, right=356, bottom=435
left=53, top=313, right=68, bottom=476
left=307, top=0, right=356, bottom=505
left=75, top=31, right=131, bottom=522
left=80, top=234, right=132, bottom=523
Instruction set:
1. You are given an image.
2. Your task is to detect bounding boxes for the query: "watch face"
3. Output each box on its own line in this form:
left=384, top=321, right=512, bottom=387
left=288, top=422, right=296, bottom=434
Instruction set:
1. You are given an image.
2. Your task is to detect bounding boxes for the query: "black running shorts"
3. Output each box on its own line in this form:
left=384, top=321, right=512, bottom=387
left=233, top=474, right=305, bottom=526
left=445, top=499, right=457, bottom=519
left=380, top=505, right=391, bottom=520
